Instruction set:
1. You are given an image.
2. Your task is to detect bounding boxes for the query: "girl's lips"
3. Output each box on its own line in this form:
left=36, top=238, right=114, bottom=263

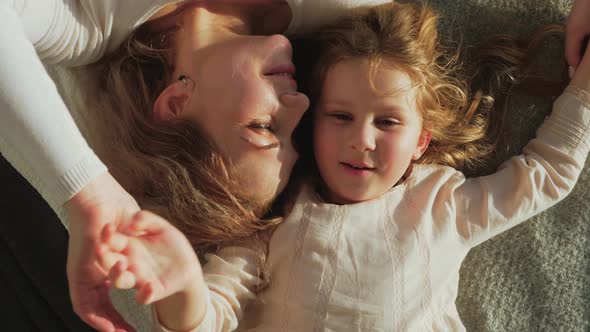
left=339, top=162, right=375, bottom=176
left=341, top=162, right=375, bottom=169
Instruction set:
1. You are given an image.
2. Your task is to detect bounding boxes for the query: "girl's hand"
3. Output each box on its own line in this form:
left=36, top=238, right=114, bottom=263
left=570, top=40, right=590, bottom=90
left=566, top=0, right=590, bottom=69
left=98, top=211, right=208, bottom=331
left=98, top=210, right=203, bottom=305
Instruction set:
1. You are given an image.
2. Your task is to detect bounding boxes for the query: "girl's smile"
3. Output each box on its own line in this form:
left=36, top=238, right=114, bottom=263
left=313, top=58, right=430, bottom=204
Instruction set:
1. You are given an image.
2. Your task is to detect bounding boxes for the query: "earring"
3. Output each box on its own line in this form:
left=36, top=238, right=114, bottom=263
left=178, top=74, right=189, bottom=86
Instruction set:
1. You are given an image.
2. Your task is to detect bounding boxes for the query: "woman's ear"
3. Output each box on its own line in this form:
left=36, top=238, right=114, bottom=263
left=153, top=80, right=191, bottom=122
left=412, top=131, right=432, bottom=160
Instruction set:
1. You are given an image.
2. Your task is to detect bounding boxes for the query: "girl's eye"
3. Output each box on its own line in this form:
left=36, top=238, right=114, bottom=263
left=328, top=113, right=352, bottom=121
left=377, top=118, right=400, bottom=127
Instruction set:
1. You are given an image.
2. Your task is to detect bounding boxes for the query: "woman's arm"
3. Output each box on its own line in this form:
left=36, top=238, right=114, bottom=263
left=0, top=1, right=108, bottom=217
left=0, top=2, right=171, bottom=331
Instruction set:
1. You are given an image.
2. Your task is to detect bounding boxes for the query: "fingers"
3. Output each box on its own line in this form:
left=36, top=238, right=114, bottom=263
left=125, top=210, right=170, bottom=236
left=136, top=278, right=168, bottom=305
left=108, top=260, right=137, bottom=289
left=72, top=283, right=137, bottom=332
left=96, top=223, right=129, bottom=271
left=102, top=223, right=129, bottom=252
left=136, top=282, right=155, bottom=305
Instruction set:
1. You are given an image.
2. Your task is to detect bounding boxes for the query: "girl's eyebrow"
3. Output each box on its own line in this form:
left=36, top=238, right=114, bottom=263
left=319, top=102, right=355, bottom=112
left=375, top=104, right=406, bottom=114
left=321, top=99, right=353, bottom=107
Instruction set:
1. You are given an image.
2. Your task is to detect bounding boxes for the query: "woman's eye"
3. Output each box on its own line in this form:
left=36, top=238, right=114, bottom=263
left=249, top=123, right=274, bottom=132
left=241, top=122, right=279, bottom=149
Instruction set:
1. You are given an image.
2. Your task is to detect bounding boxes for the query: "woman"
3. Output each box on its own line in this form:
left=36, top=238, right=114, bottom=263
left=0, top=1, right=391, bottom=331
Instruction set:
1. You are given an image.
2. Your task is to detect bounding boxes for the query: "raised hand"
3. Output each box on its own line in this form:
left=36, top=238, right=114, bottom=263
left=566, top=0, right=590, bottom=70
left=98, top=210, right=208, bottom=331
left=570, top=37, right=590, bottom=90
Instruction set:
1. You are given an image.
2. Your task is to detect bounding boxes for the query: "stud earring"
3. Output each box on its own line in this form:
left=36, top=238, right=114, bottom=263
left=178, top=74, right=189, bottom=86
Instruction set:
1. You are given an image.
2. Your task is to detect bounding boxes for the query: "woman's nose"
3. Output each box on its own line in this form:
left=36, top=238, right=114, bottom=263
left=349, top=124, right=376, bottom=151
left=266, top=34, right=293, bottom=58
left=280, top=92, right=310, bottom=119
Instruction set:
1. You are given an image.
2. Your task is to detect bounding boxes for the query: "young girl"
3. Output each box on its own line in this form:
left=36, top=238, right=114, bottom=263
left=97, top=2, right=589, bottom=331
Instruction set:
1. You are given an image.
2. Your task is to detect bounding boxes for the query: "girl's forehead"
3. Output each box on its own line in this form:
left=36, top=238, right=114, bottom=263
left=322, top=61, right=416, bottom=99
left=326, top=59, right=414, bottom=87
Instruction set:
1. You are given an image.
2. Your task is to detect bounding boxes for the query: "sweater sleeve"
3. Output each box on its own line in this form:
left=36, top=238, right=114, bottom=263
left=284, top=0, right=391, bottom=35
left=0, top=1, right=180, bottom=225
left=151, top=244, right=263, bottom=332
left=0, top=1, right=113, bottom=225
left=453, top=86, right=590, bottom=247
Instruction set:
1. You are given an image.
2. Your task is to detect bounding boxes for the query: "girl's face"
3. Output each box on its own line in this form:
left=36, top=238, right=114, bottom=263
left=314, top=59, right=430, bottom=204
left=160, top=5, right=310, bottom=202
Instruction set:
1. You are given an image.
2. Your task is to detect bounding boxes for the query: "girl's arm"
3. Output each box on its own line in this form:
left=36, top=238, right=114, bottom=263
left=451, top=45, right=590, bottom=247
left=565, top=0, right=590, bottom=69
left=100, top=212, right=262, bottom=332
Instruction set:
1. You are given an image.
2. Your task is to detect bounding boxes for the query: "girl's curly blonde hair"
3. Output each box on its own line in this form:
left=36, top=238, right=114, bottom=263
left=293, top=1, right=564, bottom=179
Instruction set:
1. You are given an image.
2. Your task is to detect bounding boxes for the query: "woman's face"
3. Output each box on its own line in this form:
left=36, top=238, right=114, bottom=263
left=172, top=15, right=309, bottom=202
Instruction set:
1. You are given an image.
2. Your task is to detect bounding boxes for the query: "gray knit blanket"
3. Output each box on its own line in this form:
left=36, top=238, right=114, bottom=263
left=428, top=0, right=589, bottom=331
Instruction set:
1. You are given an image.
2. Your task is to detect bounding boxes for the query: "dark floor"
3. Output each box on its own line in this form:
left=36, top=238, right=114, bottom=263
left=0, top=155, right=95, bottom=331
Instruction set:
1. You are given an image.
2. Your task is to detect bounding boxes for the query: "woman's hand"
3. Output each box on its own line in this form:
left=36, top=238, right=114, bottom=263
left=566, top=0, right=590, bottom=70
left=99, top=210, right=208, bottom=332
left=63, top=172, right=140, bottom=332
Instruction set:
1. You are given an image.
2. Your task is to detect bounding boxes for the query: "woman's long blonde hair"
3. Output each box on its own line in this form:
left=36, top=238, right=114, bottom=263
left=80, top=17, right=281, bottom=256
left=294, top=1, right=565, bottom=179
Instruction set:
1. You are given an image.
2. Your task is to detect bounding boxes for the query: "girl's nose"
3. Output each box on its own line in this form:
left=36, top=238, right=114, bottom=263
left=349, top=123, right=376, bottom=151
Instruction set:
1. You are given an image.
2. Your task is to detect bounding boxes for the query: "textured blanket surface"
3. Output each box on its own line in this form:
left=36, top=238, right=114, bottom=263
left=428, top=1, right=589, bottom=331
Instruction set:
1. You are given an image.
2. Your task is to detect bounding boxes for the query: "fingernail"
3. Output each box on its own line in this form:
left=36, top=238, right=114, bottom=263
left=569, top=66, right=575, bottom=79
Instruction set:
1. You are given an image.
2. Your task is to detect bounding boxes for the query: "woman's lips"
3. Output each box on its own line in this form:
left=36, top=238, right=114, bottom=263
left=265, top=63, right=297, bottom=88
left=265, top=63, right=296, bottom=76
